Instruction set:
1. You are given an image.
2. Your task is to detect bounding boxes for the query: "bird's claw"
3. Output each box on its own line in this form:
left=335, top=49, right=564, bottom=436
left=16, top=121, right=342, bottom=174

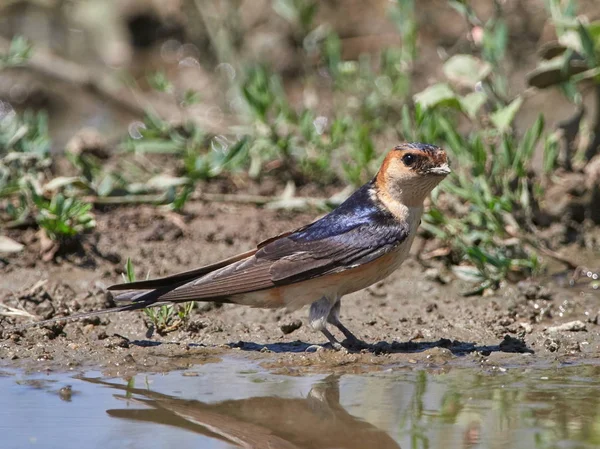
left=330, top=341, right=345, bottom=352
left=305, top=344, right=326, bottom=353
left=305, top=342, right=347, bottom=353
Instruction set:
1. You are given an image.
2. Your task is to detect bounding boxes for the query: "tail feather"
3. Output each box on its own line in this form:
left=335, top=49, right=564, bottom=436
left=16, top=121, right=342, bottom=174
left=3, top=253, right=257, bottom=333
left=4, top=284, right=188, bottom=332
left=112, top=285, right=178, bottom=304
left=4, top=299, right=170, bottom=332
left=4, top=282, right=230, bottom=333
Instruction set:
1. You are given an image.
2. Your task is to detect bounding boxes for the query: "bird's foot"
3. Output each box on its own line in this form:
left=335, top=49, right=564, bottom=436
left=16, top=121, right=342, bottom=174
left=320, top=328, right=346, bottom=350
left=328, top=341, right=345, bottom=352
left=305, top=344, right=324, bottom=353
left=329, top=321, right=368, bottom=351
left=305, top=342, right=346, bottom=353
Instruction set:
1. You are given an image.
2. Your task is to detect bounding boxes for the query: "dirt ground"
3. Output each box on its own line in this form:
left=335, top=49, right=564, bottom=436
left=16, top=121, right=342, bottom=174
left=1, top=200, right=599, bottom=376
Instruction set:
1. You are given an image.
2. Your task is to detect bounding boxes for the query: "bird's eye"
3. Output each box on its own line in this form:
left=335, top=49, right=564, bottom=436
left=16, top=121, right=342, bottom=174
left=402, top=154, right=416, bottom=167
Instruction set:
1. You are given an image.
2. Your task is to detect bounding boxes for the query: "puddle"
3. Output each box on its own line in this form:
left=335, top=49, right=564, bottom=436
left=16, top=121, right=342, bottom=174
left=2, top=359, right=600, bottom=449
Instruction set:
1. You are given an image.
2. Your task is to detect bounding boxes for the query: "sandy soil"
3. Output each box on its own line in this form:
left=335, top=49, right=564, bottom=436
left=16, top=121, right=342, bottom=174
left=1, top=201, right=599, bottom=376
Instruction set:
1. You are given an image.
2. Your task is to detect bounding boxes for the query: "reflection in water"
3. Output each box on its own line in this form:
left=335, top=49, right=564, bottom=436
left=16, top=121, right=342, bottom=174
left=3, top=362, right=600, bottom=449
left=82, top=375, right=401, bottom=449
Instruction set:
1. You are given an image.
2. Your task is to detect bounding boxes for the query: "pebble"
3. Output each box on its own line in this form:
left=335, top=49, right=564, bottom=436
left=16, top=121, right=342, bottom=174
left=424, top=267, right=451, bottom=284
left=280, top=319, right=302, bottom=335
left=58, top=386, right=72, bottom=402
left=519, top=322, right=533, bottom=334
left=544, top=338, right=560, bottom=352
left=103, top=334, right=130, bottom=349
left=367, top=282, right=388, bottom=298
left=424, top=347, right=453, bottom=363
left=546, top=321, right=587, bottom=333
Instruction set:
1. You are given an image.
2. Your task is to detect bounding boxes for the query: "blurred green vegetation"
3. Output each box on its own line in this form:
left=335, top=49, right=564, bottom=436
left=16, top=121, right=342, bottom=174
left=1, top=0, right=599, bottom=291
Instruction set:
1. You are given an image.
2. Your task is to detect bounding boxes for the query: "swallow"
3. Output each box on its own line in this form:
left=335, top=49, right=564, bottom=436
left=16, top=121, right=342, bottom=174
left=13, top=143, right=450, bottom=349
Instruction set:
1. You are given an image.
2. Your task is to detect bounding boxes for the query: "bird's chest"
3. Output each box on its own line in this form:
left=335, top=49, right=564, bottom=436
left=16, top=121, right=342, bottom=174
left=336, top=207, right=423, bottom=295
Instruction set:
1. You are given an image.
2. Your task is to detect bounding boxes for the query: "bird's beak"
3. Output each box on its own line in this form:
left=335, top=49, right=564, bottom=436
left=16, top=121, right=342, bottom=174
left=427, top=163, right=451, bottom=176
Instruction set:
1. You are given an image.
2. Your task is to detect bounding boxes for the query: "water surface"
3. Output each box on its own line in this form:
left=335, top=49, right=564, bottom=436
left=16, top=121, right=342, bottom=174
left=2, top=359, right=600, bottom=449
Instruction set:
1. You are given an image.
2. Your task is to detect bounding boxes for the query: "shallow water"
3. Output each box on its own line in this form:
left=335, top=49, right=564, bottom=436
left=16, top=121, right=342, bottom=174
left=2, top=359, right=600, bottom=449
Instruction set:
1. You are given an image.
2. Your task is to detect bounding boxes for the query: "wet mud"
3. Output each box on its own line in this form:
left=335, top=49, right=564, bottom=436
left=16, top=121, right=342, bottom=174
left=1, top=202, right=599, bottom=376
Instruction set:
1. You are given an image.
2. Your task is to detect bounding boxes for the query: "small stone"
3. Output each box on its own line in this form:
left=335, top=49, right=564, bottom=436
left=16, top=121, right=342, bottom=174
left=519, top=282, right=554, bottom=301
left=522, top=284, right=539, bottom=300
left=424, top=347, right=453, bottom=363
left=544, top=338, right=560, bottom=352
left=96, top=331, right=108, bottom=340
left=58, top=386, right=72, bottom=402
left=519, top=322, right=533, bottom=334
left=367, top=282, right=388, bottom=298
left=410, top=330, right=424, bottom=341
left=424, top=267, right=440, bottom=281
left=280, top=319, right=302, bottom=335
left=425, top=303, right=437, bottom=313
left=0, top=236, right=24, bottom=254
left=537, top=287, right=553, bottom=301
left=424, top=267, right=451, bottom=284
left=186, top=320, right=206, bottom=333
left=499, top=317, right=514, bottom=327
left=482, top=288, right=495, bottom=297
left=547, top=321, right=587, bottom=333
left=103, top=334, right=130, bottom=349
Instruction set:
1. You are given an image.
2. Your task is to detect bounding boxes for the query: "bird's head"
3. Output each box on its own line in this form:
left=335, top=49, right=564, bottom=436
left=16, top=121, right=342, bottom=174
left=376, top=143, right=450, bottom=208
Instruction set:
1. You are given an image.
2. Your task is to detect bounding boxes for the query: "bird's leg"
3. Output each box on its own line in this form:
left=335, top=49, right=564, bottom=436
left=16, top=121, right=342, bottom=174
left=309, top=297, right=343, bottom=350
left=319, top=328, right=344, bottom=351
left=326, top=300, right=364, bottom=348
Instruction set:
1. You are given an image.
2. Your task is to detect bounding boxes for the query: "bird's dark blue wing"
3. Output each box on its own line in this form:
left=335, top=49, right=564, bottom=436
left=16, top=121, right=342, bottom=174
left=289, top=181, right=386, bottom=241
left=256, top=181, right=410, bottom=283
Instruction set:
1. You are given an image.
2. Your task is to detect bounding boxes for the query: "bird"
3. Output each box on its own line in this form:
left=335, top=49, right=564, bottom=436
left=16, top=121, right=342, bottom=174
left=12, top=142, right=450, bottom=349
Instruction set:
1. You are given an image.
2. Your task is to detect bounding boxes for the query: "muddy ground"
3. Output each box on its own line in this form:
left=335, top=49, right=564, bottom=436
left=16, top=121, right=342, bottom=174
left=1, top=200, right=599, bottom=376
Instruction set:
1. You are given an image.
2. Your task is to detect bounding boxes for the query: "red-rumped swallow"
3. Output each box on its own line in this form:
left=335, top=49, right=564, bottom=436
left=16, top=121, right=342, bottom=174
left=15, top=143, right=450, bottom=349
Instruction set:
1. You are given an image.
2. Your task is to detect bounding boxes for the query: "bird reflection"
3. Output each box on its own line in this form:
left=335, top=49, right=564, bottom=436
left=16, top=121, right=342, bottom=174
left=81, top=375, right=401, bottom=449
